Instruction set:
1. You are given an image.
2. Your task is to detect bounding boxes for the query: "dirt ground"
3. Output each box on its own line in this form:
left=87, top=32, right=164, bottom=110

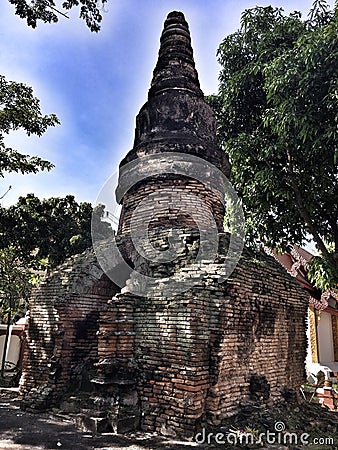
left=0, top=395, right=201, bottom=450
left=1, top=390, right=338, bottom=450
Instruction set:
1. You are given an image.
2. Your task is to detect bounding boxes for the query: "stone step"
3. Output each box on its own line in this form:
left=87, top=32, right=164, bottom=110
left=75, top=411, right=140, bottom=434
left=75, top=413, right=112, bottom=433
left=0, top=387, right=20, bottom=399
left=60, top=394, right=113, bottom=415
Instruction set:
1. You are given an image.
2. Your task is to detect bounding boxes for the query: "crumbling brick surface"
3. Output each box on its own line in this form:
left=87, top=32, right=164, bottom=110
left=118, top=178, right=225, bottom=235
left=119, top=240, right=308, bottom=436
left=20, top=251, right=118, bottom=411
left=20, top=234, right=308, bottom=435
left=205, top=251, right=308, bottom=427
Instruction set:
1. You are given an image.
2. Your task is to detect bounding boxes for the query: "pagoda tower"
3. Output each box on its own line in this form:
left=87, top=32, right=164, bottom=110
left=116, top=11, right=230, bottom=245
left=101, top=12, right=308, bottom=436
left=19, top=11, right=309, bottom=441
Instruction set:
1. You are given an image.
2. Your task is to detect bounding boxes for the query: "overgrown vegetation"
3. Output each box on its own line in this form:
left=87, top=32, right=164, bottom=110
left=0, top=75, right=59, bottom=178
left=210, top=0, right=337, bottom=290
left=0, top=194, right=111, bottom=271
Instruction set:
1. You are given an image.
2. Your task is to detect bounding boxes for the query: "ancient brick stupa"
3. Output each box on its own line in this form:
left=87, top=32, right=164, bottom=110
left=20, top=11, right=309, bottom=438
left=116, top=10, right=230, bottom=234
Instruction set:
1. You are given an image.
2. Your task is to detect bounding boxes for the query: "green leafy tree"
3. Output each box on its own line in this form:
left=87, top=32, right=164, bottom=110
left=0, top=75, right=60, bottom=178
left=3, top=0, right=104, bottom=179
left=0, top=194, right=112, bottom=270
left=210, top=0, right=337, bottom=289
left=0, top=247, right=32, bottom=377
left=8, top=0, right=107, bottom=32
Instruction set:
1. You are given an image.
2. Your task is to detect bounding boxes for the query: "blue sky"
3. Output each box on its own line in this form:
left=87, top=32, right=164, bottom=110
left=0, top=0, right=329, bottom=207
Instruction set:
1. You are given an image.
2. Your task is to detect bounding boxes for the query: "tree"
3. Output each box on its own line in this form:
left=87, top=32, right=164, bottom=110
left=3, top=0, right=104, bottom=178
left=210, top=0, right=337, bottom=290
left=0, top=194, right=112, bottom=270
left=0, top=196, right=111, bottom=377
left=0, top=75, right=60, bottom=178
left=0, top=247, right=32, bottom=377
left=8, top=0, right=108, bottom=32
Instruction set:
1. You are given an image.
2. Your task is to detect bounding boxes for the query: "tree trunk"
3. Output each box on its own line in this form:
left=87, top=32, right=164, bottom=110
left=286, top=149, right=336, bottom=268
left=1, top=306, right=11, bottom=378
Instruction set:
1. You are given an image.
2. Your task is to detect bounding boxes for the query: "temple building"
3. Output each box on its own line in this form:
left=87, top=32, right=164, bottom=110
left=20, top=11, right=309, bottom=437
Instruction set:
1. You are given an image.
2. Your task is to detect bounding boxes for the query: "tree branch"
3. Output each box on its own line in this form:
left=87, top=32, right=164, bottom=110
left=48, top=4, right=69, bottom=20
left=0, top=185, right=11, bottom=200
left=285, top=148, right=334, bottom=265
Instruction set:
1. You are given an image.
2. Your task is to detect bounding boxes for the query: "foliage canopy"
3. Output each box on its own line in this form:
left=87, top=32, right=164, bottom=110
left=9, top=0, right=108, bottom=32
left=0, top=75, right=59, bottom=178
left=0, top=247, right=32, bottom=317
left=209, top=0, right=337, bottom=289
left=0, top=194, right=112, bottom=270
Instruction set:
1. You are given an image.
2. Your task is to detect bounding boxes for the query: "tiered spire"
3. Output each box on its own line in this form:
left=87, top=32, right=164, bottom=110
left=148, top=11, right=203, bottom=99
left=118, top=11, right=230, bottom=178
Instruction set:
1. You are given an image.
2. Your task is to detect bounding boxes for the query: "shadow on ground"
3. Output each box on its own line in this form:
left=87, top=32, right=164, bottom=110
left=2, top=394, right=338, bottom=450
left=0, top=397, right=202, bottom=450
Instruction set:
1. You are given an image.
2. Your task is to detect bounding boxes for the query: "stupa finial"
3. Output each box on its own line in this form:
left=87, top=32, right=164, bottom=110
left=148, top=11, right=203, bottom=99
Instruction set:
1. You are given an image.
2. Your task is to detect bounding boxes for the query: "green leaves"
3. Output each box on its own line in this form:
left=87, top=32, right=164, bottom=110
left=0, top=194, right=112, bottom=270
left=0, top=76, right=59, bottom=177
left=0, top=247, right=32, bottom=321
left=307, top=255, right=338, bottom=292
left=9, top=0, right=58, bottom=28
left=0, top=145, right=54, bottom=177
left=211, top=1, right=338, bottom=289
left=9, top=0, right=108, bottom=32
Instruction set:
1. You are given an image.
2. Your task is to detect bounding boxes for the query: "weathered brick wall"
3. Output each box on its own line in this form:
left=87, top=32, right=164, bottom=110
left=19, top=233, right=308, bottom=434
left=20, top=250, right=118, bottom=410
left=118, top=177, right=225, bottom=235
left=135, top=284, right=215, bottom=436
left=206, top=251, right=308, bottom=426
left=128, top=239, right=308, bottom=436
left=96, top=292, right=136, bottom=383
